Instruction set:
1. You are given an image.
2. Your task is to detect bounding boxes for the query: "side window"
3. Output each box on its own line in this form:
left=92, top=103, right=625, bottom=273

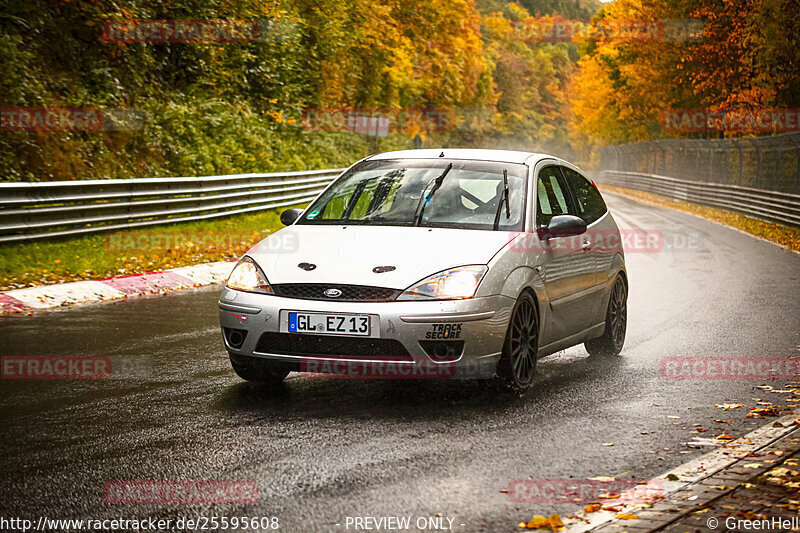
left=561, top=167, right=607, bottom=225
left=536, top=166, right=574, bottom=227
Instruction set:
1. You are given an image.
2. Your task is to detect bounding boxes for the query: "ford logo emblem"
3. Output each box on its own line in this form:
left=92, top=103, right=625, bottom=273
left=324, top=288, right=342, bottom=298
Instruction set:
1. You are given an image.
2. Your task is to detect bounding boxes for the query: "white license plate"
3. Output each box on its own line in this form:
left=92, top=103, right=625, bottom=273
left=287, top=312, right=371, bottom=336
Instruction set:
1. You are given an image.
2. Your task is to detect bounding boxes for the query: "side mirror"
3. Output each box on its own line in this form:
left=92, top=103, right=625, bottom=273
left=280, top=208, right=304, bottom=226
left=538, top=214, right=587, bottom=239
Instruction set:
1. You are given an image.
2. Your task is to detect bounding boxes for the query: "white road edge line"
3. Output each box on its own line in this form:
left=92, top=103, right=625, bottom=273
left=564, top=413, right=799, bottom=532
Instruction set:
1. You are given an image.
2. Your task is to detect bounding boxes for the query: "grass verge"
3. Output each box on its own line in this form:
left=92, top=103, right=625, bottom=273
left=0, top=205, right=303, bottom=291
left=599, top=184, right=800, bottom=253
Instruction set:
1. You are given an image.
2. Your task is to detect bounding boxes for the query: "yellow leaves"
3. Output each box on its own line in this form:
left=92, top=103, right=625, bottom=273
left=747, top=406, right=780, bottom=418
left=265, top=110, right=285, bottom=123
left=584, top=504, right=602, bottom=513
left=714, top=403, right=743, bottom=410
left=716, top=434, right=735, bottom=441
left=518, top=514, right=564, bottom=530
left=616, top=513, right=638, bottom=520
left=767, top=467, right=798, bottom=477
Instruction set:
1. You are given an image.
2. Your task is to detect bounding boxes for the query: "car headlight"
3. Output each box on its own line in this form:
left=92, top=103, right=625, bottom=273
left=226, top=257, right=274, bottom=294
left=397, top=265, right=488, bottom=301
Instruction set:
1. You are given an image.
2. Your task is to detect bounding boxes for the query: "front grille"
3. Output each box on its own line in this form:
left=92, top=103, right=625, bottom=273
left=255, top=332, right=412, bottom=360
left=272, top=284, right=400, bottom=302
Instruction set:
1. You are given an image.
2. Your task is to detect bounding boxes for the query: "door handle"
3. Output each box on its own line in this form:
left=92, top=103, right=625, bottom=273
left=582, top=239, right=592, bottom=251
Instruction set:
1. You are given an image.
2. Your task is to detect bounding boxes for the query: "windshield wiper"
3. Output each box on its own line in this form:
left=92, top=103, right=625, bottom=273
left=341, top=176, right=379, bottom=219
left=492, top=169, right=510, bottom=230
left=413, top=163, right=453, bottom=226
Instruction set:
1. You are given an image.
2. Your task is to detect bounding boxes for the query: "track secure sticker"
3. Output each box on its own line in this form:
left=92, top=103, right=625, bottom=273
left=425, top=323, right=462, bottom=339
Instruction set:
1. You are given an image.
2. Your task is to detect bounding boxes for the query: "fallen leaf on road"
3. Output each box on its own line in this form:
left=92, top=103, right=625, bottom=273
left=598, top=493, right=621, bottom=499
left=767, top=467, right=798, bottom=477
left=715, top=404, right=743, bottom=410
left=588, top=476, right=616, bottom=482
left=519, top=515, right=548, bottom=529
left=716, top=434, right=735, bottom=440
left=714, top=419, right=732, bottom=423
left=616, top=513, right=637, bottom=520
left=665, top=474, right=680, bottom=481
left=743, top=463, right=762, bottom=468
left=584, top=504, right=602, bottom=513
left=749, top=406, right=780, bottom=417
left=518, top=514, right=564, bottom=530
left=667, top=416, right=680, bottom=419
left=548, top=514, right=564, bottom=528
left=601, top=443, right=614, bottom=446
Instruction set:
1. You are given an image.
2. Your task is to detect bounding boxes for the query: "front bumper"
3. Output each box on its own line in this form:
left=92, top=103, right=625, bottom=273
left=218, top=288, right=515, bottom=379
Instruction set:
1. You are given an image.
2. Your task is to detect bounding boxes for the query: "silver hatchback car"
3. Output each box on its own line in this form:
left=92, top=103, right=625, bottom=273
left=219, top=149, right=627, bottom=392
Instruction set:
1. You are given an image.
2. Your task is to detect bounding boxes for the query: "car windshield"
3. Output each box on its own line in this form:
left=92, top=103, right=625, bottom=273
left=298, top=159, right=527, bottom=231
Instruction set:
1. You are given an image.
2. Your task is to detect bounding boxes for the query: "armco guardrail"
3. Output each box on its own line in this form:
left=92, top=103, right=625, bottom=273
left=0, top=169, right=344, bottom=243
left=595, top=170, right=800, bottom=228
left=598, top=132, right=800, bottom=195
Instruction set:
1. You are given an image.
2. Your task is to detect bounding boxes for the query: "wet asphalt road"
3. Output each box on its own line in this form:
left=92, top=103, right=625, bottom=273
left=1, top=192, right=799, bottom=532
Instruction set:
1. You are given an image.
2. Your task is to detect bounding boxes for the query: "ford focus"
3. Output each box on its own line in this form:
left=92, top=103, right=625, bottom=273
left=218, top=149, right=628, bottom=392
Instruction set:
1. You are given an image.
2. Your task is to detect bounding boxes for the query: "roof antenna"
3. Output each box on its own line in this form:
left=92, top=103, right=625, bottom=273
left=439, top=151, right=445, bottom=157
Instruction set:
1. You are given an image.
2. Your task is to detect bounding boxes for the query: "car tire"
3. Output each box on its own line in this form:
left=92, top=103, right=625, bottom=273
left=585, top=276, right=627, bottom=357
left=229, top=353, right=290, bottom=385
left=497, top=291, right=539, bottom=393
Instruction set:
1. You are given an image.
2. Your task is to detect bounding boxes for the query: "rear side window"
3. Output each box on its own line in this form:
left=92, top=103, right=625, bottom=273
left=561, top=166, right=607, bottom=225
left=536, top=166, right=574, bottom=226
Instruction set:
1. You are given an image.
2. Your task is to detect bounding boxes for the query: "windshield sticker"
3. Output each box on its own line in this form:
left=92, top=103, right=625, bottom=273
left=307, top=210, right=320, bottom=219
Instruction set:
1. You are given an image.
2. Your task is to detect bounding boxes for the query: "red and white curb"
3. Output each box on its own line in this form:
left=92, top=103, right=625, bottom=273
left=0, top=261, right=235, bottom=315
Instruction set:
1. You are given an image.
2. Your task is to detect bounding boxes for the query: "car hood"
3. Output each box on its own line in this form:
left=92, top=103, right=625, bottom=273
left=247, top=225, right=515, bottom=289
